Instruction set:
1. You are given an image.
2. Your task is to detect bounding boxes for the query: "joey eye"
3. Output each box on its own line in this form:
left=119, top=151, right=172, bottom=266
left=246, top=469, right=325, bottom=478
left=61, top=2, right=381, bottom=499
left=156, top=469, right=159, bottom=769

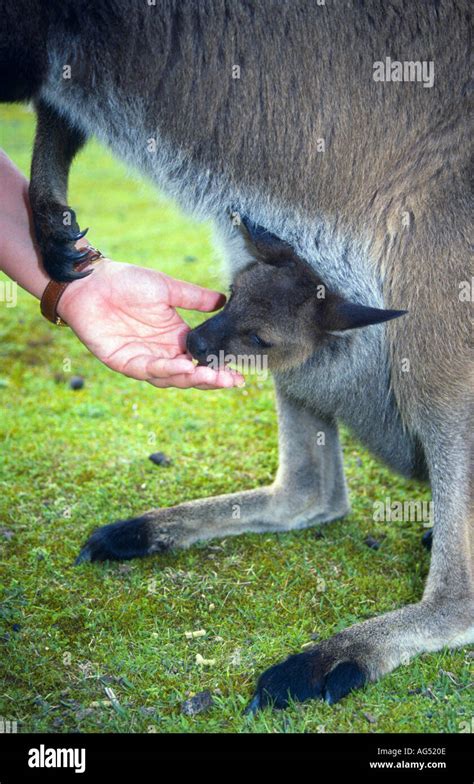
left=249, top=333, right=272, bottom=349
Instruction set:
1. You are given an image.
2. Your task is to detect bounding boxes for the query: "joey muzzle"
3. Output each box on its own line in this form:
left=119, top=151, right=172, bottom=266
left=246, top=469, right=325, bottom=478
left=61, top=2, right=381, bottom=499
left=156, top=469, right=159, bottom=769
left=186, top=312, right=230, bottom=366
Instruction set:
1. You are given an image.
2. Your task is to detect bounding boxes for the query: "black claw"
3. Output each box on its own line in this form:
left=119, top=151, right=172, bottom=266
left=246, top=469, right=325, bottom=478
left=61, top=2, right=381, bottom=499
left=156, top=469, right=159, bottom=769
left=42, top=232, right=94, bottom=282
left=71, top=227, right=89, bottom=241
left=73, top=248, right=91, bottom=261
left=58, top=244, right=88, bottom=265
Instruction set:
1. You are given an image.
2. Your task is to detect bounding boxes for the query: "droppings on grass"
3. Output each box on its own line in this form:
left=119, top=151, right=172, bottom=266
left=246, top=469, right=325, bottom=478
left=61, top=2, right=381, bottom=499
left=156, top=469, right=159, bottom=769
left=181, top=690, right=214, bottom=716
left=185, top=629, right=206, bottom=639
left=148, top=451, right=172, bottom=466
left=195, top=654, right=216, bottom=667
left=364, top=536, right=381, bottom=550
left=69, top=375, right=85, bottom=390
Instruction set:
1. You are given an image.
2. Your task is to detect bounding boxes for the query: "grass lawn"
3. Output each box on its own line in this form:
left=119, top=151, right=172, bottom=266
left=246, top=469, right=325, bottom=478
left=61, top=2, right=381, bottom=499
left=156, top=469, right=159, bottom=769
left=0, top=104, right=472, bottom=734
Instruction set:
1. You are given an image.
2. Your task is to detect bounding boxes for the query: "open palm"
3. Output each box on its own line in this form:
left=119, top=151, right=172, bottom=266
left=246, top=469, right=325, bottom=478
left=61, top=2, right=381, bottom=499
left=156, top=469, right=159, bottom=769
left=58, top=259, right=244, bottom=389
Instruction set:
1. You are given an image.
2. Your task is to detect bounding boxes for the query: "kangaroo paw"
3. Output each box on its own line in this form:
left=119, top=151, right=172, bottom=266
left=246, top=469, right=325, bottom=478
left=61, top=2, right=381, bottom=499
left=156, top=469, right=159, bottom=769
left=246, top=646, right=368, bottom=712
left=74, top=513, right=180, bottom=565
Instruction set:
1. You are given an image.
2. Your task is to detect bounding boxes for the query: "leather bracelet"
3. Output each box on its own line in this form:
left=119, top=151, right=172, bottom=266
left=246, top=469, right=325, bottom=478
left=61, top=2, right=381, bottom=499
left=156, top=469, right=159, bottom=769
left=40, top=246, right=104, bottom=326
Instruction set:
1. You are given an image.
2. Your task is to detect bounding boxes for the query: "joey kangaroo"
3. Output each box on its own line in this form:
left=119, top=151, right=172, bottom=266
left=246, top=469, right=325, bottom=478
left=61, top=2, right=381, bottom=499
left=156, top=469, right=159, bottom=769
left=187, top=218, right=408, bottom=374
left=1, top=1, right=472, bottom=709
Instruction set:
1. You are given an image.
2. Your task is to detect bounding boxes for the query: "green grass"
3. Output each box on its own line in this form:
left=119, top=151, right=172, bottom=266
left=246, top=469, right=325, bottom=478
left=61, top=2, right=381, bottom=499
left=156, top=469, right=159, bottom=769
left=0, top=105, right=472, bottom=734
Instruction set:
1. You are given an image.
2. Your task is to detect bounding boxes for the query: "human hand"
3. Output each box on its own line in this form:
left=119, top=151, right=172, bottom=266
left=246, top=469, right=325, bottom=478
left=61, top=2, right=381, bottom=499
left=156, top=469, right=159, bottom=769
left=58, top=259, right=245, bottom=389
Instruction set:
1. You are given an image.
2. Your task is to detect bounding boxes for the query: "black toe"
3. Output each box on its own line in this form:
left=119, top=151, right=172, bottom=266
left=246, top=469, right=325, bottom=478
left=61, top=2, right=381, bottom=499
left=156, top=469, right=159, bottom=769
left=323, top=660, right=367, bottom=704
left=251, top=650, right=325, bottom=710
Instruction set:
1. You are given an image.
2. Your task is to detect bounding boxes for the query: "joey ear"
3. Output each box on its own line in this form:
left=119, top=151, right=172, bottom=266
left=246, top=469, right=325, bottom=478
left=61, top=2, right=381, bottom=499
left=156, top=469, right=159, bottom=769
left=237, top=214, right=296, bottom=261
left=321, top=300, right=408, bottom=332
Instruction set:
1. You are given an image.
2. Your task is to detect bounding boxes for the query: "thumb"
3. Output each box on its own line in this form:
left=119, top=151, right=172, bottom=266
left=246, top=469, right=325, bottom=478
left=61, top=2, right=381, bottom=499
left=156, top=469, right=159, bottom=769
left=163, top=274, right=226, bottom=312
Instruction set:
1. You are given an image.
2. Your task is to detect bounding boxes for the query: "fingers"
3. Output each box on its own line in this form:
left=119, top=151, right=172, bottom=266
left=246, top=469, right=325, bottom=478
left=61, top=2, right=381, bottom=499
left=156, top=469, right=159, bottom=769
left=163, top=274, right=227, bottom=312
left=145, top=356, right=195, bottom=378
left=117, top=354, right=196, bottom=381
left=109, top=348, right=245, bottom=388
left=147, top=366, right=245, bottom=390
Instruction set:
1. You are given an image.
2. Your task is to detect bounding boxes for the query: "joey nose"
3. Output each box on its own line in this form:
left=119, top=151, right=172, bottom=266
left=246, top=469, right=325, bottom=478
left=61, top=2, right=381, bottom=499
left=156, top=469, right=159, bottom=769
left=186, top=330, right=210, bottom=363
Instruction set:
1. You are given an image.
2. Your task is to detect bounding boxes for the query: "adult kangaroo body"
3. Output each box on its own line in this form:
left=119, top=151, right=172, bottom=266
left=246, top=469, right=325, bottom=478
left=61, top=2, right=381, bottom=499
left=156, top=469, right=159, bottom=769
left=1, top=1, right=472, bottom=708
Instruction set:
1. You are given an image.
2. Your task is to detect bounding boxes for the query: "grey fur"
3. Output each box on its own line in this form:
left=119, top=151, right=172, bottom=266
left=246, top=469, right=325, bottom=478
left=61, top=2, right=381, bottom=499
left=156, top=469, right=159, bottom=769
left=1, top=1, right=472, bottom=705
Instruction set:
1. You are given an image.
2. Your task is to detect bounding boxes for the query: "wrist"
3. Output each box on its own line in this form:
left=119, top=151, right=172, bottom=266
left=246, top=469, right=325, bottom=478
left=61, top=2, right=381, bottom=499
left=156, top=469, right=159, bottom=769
left=56, top=256, right=111, bottom=321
